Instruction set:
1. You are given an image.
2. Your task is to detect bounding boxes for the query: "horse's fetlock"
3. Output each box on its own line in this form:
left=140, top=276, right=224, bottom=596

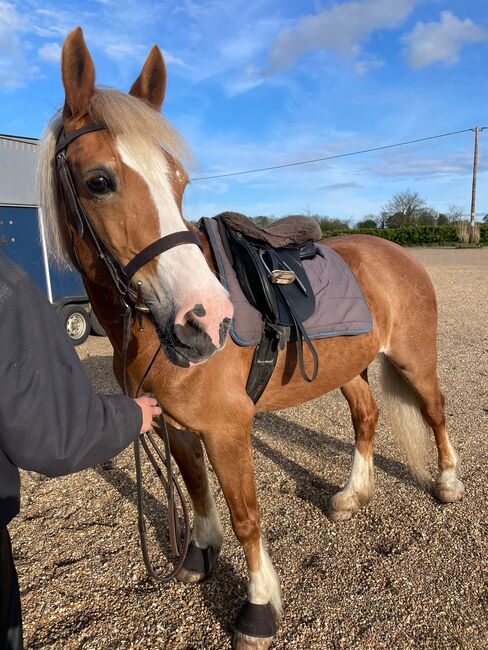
left=434, top=468, right=464, bottom=503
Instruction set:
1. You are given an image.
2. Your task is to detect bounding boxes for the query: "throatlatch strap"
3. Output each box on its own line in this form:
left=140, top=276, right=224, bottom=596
left=124, top=231, right=202, bottom=279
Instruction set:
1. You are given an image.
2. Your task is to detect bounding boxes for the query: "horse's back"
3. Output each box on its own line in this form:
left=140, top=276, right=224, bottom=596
left=322, top=234, right=432, bottom=280
left=322, top=234, right=436, bottom=305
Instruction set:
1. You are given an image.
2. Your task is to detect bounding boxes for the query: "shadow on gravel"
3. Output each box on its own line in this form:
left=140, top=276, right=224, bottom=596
left=94, top=464, right=171, bottom=553
left=253, top=437, right=338, bottom=517
left=95, top=464, right=244, bottom=637
left=256, top=412, right=417, bottom=489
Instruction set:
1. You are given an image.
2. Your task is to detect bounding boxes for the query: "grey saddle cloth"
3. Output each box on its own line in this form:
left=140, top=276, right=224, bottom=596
left=204, top=217, right=372, bottom=346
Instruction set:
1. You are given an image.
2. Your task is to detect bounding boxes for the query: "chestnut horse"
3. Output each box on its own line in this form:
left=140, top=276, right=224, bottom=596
left=39, top=28, right=464, bottom=650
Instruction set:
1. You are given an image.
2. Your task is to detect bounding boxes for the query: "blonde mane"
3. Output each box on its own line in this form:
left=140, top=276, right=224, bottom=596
left=38, top=88, right=194, bottom=267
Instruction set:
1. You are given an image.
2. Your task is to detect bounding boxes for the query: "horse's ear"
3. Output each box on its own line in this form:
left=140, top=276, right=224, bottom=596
left=61, top=27, right=96, bottom=120
left=129, top=45, right=166, bottom=112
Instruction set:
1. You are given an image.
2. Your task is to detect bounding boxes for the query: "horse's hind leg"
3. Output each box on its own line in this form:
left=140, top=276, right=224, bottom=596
left=382, top=353, right=464, bottom=503
left=203, top=425, right=280, bottom=650
left=155, top=422, right=223, bottom=582
left=328, top=369, right=378, bottom=522
left=419, top=378, right=464, bottom=503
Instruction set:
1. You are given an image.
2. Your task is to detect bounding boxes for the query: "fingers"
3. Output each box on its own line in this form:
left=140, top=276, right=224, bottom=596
left=134, top=395, right=162, bottom=434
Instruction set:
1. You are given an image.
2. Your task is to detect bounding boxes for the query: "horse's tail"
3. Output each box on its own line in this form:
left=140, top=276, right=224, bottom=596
left=379, top=354, right=431, bottom=486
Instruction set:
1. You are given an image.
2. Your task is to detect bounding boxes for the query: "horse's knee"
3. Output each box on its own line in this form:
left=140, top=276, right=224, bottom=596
left=233, top=515, right=260, bottom=547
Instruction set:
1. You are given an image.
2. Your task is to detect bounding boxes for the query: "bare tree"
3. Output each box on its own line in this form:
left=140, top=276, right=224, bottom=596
left=381, top=190, right=431, bottom=228
left=251, top=216, right=274, bottom=227
left=311, top=215, right=350, bottom=231
left=447, top=204, right=465, bottom=222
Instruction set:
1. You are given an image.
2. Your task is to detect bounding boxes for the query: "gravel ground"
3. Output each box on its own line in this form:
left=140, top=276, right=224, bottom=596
left=10, top=248, right=488, bottom=649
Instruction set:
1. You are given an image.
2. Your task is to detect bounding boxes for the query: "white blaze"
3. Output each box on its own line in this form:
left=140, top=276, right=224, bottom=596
left=116, top=137, right=227, bottom=312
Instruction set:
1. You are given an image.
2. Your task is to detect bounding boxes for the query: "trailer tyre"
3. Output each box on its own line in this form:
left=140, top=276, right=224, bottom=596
left=60, top=304, right=90, bottom=345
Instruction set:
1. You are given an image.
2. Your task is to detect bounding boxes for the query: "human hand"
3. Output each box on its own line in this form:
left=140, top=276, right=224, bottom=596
left=134, top=395, right=162, bottom=433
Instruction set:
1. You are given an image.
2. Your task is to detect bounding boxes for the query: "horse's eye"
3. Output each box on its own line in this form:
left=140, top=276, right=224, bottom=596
left=85, top=173, right=113, bottom=195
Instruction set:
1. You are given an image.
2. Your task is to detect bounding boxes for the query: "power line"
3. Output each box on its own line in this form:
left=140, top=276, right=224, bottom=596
left=191, top=127, right=474, bottom=181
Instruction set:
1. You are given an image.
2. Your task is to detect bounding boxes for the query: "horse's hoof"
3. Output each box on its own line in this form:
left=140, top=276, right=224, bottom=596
left=233, top=602, right=276, bottom=649
left=328, top=491, right=359, bottom=522
left=233, top=630, right=274, bottom=649
left=176, top=541, right=218, bottom=583
left=434, top=472, right=465, bottom=503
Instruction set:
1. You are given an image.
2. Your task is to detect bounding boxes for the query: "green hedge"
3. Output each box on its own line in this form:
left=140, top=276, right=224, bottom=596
left=321, top=224, right=487, bottom=246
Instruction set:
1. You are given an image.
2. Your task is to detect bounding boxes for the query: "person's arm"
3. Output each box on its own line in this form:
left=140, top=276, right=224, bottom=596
left=0, top=256, right=159, bottom=477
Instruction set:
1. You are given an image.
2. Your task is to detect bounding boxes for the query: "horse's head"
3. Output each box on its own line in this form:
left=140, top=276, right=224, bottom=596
left=41, top=28, right=233, bottom=367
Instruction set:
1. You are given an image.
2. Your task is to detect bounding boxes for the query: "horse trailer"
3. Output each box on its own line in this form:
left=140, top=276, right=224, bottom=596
left=0, top=133, right=105, bottom=344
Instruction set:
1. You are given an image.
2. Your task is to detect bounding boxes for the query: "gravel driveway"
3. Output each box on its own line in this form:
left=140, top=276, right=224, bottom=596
left=10, top=247, right=487, bottom=649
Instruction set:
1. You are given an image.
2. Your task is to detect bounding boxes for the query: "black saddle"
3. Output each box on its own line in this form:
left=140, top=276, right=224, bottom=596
left=209, top=212, right=321, bottom=403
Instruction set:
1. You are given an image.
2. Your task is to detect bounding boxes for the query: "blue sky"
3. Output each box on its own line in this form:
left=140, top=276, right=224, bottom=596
left=1, top=0, right=487, bottom=222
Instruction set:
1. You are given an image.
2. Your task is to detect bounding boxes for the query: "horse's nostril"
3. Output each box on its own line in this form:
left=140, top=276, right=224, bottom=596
left=190, top=303, right=206, bottom=318
left=174, top=320, right=205, bottom=348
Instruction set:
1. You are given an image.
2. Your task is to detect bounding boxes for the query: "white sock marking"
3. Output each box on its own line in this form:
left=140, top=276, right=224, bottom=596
left=192, top=491, right=223, bottom=552
left=344, top=449, right=373, bottom=497
left=248, top=538, right=282, bottom=619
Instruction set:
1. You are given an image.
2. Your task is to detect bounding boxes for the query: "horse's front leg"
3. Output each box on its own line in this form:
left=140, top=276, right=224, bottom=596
left=203, top=425, right=281, bottom=650
left=153, top=421, right=223, bottom=582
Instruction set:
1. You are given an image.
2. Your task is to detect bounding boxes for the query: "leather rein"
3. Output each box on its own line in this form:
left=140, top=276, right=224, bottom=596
left=55, top=122, right=192, bottom=581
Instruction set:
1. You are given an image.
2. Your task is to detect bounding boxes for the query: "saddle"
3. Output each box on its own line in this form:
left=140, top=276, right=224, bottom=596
left=204, top=212, right=322, bottom=403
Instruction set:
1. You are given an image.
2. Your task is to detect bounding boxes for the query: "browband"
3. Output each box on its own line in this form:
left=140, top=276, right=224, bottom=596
left=55, top=123, right=107, bottom=157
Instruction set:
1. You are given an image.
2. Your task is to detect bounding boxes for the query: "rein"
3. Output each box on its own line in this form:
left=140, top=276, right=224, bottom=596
left=55, top=122, right=193, bottom=581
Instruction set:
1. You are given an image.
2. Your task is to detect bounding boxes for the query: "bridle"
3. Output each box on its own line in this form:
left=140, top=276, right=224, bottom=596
left=55, top=122, right=192, bottom=580
left=55, top=123, right=200, bottom=309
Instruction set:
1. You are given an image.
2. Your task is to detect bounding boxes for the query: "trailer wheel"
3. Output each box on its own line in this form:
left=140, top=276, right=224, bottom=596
left=60, top=304, right=90, bottom=345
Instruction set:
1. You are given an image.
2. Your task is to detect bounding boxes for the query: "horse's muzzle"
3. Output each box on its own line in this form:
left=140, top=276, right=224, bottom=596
left=158, top=316, right=231, bottom=368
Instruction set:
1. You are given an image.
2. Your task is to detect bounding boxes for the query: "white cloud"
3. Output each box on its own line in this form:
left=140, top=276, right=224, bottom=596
left=267, top=0, right=417, bottom=72
left=38, top=41, right=61, bottom=63
left=403, top=11, right=487, bottom=69
left=162, top=51, right=187, bottom=67
left=319, top=182, right=364, bottom=190
left=104, top=42, right=146, bottom=60
left=364, top=149, right=478, bottom=178
left=104, top=41, right=186, bottom=70
left=0, top=2, right=39, bottom=89
left=354, top=57, right=384, bottom=75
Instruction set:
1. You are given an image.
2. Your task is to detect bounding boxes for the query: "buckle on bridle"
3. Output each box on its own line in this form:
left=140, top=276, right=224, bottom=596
left=134, top=281, right=150, bottom=332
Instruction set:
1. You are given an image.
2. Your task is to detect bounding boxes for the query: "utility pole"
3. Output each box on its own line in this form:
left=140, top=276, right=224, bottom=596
left=470, top=126, right=487, bottom=228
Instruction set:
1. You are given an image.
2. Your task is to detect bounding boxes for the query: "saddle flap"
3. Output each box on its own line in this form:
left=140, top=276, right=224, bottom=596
left=264, top=247, right=315, bottom=325
left=219, top=221, right=316, bottom=327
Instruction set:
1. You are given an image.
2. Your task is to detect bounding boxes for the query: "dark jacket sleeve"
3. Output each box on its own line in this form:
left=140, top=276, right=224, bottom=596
left=0, top=255, right=141, bottom=477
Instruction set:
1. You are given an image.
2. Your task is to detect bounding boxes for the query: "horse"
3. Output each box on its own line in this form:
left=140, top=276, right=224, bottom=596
left=38, top=27, right=464, bottom=650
